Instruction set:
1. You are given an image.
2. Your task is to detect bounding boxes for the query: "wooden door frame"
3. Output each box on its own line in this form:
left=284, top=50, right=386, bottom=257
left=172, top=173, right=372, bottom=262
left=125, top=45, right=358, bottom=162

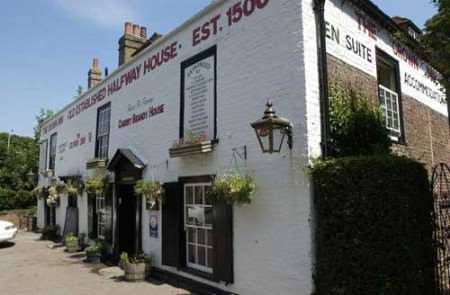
left=113, top=173, right=143, bottom=259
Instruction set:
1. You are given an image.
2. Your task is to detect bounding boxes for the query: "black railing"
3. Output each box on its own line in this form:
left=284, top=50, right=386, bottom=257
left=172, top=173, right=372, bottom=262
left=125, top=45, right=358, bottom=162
left=432, top=163, right=450, bottom=294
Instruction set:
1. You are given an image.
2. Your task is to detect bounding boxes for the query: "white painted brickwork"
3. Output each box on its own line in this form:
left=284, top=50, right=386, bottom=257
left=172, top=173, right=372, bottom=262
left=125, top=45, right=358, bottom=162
left=38, top=0, right=318, bottom=294
left=35, top=1, right=449, bottom=294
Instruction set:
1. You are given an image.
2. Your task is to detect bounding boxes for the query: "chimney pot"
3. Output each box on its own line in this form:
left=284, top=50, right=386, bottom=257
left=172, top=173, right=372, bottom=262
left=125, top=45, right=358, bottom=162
left=92, top=58, right=99, bottom=69
left=133, top=24, right=140, bottom=36
left=140, top=27, right=147, bottom=39
left=88, top=58, right=102, bottom=89
left=119, top=22, right=147, bottom=66
left=125, top=22, right=133, bottom=35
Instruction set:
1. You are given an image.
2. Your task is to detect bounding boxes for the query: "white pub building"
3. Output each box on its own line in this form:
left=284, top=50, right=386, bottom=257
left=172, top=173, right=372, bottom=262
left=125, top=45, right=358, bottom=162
left=36, top=0, right=448, bottom=294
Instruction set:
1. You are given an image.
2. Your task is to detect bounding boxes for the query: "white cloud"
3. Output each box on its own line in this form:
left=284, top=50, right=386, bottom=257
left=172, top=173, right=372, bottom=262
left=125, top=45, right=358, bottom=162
left=52, top=0, right=141, bottom=28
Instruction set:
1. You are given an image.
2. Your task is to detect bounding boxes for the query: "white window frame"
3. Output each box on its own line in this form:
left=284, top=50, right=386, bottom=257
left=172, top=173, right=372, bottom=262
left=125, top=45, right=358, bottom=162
left=378, top=84, right=401, bottom=139
left=96, top=193, right=106, bottom=240
left=96, top=104, right=110, bottom=159
left=184, top=183, right=214, bottom=274
left=39, top=140, right=48, bottom=172
left=48, top=133, right=57, bottom=171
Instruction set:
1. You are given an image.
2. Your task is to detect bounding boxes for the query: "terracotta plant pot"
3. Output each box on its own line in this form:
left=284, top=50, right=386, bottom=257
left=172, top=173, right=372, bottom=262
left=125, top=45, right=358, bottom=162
left=123, top=261, right=150, bottom=281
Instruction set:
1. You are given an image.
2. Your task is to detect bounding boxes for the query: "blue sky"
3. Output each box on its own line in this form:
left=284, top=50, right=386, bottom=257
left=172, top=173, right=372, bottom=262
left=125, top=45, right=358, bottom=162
left=0, top=0, right=437, bottom=137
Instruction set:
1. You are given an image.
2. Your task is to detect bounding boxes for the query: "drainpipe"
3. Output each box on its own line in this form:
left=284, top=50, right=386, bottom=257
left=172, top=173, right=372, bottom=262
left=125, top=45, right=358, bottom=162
left=314, top=0, right=330, bottom=158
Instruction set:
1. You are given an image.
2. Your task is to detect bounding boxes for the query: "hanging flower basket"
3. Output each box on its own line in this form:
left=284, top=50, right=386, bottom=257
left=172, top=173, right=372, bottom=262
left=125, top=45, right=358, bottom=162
left=134, top=180, right=165, bottom=209
left=65, top=179, right=84, bottom=198
left=47, top=186, right=60, bottom=207
left=169, top=130, right=214, bottom=158
left=209, top=174, right=256, bottom=206
left=31, top=186, right=45, bottom=199
left=85, top=176, right=108, bottom=195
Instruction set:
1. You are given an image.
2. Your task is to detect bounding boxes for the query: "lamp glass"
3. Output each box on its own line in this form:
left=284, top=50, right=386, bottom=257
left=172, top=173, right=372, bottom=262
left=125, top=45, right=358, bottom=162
left=272, top=125, right=287, bottom=153
left=255, top=126, right=271, bottom=153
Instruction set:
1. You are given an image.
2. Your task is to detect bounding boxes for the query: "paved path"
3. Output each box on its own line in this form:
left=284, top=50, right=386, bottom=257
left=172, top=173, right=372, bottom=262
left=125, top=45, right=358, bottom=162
left=0, top=231, right=190, bottom=295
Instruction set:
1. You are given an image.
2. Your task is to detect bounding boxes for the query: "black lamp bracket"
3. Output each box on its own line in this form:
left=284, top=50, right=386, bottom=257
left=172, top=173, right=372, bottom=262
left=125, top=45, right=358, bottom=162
left=232, top=145, right=247, bottom=160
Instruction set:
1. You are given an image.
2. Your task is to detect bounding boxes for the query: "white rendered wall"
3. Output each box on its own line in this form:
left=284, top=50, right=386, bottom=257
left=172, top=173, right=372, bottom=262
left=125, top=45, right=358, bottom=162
left=38, top=0, right=316, bottom=294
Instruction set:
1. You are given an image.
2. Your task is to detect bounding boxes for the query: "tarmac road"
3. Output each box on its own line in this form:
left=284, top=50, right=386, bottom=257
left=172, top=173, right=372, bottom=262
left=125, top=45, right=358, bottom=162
left=0, top=231, right=190, bottom=295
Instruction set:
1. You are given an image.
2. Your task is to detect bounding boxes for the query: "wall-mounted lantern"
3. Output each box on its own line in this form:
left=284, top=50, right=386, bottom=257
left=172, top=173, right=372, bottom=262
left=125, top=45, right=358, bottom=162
left=251, top=101, right=293, bottom=154
left=27, top=170, right=35, bottom=186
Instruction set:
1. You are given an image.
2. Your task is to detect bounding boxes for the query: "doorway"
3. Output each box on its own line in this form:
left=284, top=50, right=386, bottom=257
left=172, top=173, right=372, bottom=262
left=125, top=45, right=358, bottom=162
left=107, top=149, right=145, bottom=259
left=116, top=183, right=142, bottom=257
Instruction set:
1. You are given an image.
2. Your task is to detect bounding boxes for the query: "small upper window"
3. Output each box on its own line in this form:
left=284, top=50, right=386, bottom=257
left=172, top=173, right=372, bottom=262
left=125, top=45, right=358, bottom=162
left=49, top=133, right=57, bottom=171
left=39, top=140, right=48, bottom=172
left=376, top=51, right=402, bottom=140
left=95, top=103, right=111, bottom=159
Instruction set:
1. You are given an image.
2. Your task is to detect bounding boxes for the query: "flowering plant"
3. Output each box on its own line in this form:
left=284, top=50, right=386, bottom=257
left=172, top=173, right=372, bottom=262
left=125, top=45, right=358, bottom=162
left=65, top=179, right=84, bottom=198
left=31, top=186, right=45, bottom=199
left=172, top=130, right=209, bottom=147
left=86, top=176, right=108, bottom=195
left=134, top=180, right=165, bottom=205
left=209, top=174, right=255, bottom=206
left=46, top=186, right=60, bottom=207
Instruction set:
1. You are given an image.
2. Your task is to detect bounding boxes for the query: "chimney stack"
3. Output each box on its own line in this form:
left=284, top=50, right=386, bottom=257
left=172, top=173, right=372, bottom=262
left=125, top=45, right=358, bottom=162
left=88, top=58, right=102, bottom=89
left=118, top=22, right=147, bottom=66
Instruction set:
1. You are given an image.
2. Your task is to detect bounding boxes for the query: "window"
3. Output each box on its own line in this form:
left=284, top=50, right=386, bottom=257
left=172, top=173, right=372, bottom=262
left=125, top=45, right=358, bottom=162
left=96, top=193, right=106, bottom=239
left=376, top=50, right=403, bottom=140
left=95, top=103, right=111, bottom=159
left=184, top=183, right=214, bottom=273
left=39, top=140, right=48, bottom=172
left=49, top=133, right=57, bottom=171
left=162, top=179, right=233, bottom=283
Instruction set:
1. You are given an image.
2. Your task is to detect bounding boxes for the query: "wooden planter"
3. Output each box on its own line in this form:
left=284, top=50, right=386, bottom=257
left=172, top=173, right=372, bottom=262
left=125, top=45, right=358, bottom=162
left=169, top=141, right=214, bottom=158
left=123, top=262, right=150, bottom=281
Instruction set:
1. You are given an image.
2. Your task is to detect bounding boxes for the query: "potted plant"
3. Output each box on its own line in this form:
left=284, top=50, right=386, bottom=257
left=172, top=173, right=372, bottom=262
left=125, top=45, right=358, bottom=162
left=120, top=252, right=150, bottom=282
left=85, top=176, right=108, bottom=195
left=85, top=242, right=104, bottom=263
left=40, top=225, right=59, bottom=241
left=169, top=130, right=214, bottom=158
left=65, top=233, right=79, bottom=253
left=78, top=233, right=88, bottom=251
left=209, top=174, right=256, bottom=206
left=134, top=180, right=164, bottom=210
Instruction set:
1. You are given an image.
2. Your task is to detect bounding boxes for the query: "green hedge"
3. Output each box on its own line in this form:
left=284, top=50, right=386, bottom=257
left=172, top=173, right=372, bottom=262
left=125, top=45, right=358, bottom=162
left=0, top=188, right=34, bottom=211
left=311, top=155, right=435, bottom=295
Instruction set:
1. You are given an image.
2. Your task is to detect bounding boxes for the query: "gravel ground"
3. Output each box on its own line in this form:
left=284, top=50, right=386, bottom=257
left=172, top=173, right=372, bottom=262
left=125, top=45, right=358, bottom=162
left=0, top=231, right=190, bottom=295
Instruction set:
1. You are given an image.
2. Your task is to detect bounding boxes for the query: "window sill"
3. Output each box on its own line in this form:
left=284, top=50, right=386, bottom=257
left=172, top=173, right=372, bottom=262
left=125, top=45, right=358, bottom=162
left=390, top=136, right=406, bottom=146
left=86, top=158, right=108, bottom=169
left=41, top=170, right=54, bottom=178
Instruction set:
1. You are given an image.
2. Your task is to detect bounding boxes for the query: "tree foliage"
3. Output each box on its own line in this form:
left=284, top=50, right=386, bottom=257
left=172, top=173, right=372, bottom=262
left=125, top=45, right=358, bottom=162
left=328, top=81, right=392, bottom=157
left=0, top=133, right=38, bottom=211
left=422, top=0, right=450, bottom=90
left=33, top=109, right=54, bottom=142
left=0, top=108, right=56, bottom=211
left=74, top=85, right=83, bottom=100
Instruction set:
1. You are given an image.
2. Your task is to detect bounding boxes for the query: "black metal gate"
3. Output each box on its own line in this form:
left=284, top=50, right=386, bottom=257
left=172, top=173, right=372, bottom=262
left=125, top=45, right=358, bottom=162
left=432, top=163, right=450, bottom=294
